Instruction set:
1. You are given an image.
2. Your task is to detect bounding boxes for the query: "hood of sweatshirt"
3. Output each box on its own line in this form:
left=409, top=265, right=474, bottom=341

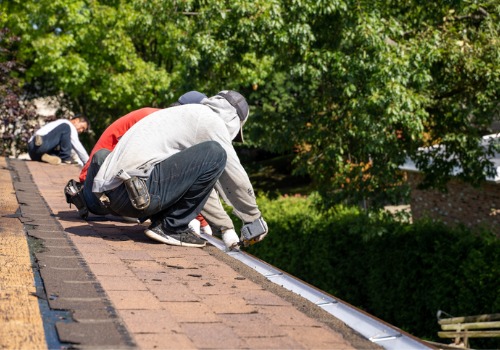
left=202, top=95, right=241, bottom=142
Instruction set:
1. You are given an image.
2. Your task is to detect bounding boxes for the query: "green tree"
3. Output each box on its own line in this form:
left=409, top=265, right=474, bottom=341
left=3, top=0, right=500, bottom=208
left=4, top=0, right=173, bottom=141
left=245, top=1, right=500, bottom=206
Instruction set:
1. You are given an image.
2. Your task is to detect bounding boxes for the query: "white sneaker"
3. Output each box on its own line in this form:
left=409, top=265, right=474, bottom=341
left=41, top=153, right=61, bottom=165
left=189, top=218, right=201, bottom=236
left=222, top=229, right=240, bottom=251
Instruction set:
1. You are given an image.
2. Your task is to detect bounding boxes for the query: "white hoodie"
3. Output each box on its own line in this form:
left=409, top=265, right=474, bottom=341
left=92, top=95, right=261, bottom=227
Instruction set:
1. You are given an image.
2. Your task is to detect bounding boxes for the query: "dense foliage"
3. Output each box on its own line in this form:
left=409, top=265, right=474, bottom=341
left=246, top=194, right=500, bottom=348
left=0, top=28, right=39, bottom=156
left=2, top=2, right=499, bottom=346
left=1, top=0, right=499, bottom=206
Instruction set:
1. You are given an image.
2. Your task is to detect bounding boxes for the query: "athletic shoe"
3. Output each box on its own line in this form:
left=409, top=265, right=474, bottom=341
left=145, top=223, right=206, bottom=248
left=35, top=135, right=43, bottom=146
left=41, top=153, right=61, bottom=165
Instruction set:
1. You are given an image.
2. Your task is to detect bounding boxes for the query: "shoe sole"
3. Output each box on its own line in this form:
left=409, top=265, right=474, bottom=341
left=41, top=154, right=61, bottom=165
left=121, top=216, right=140, bottom=223
left=144, top=228, right=206, bottom=248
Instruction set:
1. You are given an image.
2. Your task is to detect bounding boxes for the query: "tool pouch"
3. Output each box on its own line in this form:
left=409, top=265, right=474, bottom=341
left=64, top=179, right=89, bottom=219
left=124, top=176, right=150, bottom=210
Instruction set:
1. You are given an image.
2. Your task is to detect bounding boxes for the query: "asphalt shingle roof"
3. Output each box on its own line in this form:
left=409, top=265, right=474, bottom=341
left=1, top=157, right=382, bottom=349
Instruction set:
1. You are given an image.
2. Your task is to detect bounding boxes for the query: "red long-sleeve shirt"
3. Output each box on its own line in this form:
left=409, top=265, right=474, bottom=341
left=79, top=108, right=160, bottom=183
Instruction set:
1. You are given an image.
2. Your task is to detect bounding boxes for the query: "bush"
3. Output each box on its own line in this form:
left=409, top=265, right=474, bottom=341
left=0, top=27, right=39, bottom=157
left=246, top=193, right=500, bottom=348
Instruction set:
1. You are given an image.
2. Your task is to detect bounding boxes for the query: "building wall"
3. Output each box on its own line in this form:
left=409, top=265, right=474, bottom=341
left=407, top=172, right=500, bottom=237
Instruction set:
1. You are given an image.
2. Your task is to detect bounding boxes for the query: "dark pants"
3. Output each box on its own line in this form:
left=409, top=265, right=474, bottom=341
left=84, top=149, right=113, bottom=216
left=28, top=124, right=73, bottom=161
left=105, top=141, right=227, bottom=230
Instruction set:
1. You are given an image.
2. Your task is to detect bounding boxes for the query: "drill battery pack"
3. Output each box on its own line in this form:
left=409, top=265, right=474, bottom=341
left=240, top=217, right=267, bottom=246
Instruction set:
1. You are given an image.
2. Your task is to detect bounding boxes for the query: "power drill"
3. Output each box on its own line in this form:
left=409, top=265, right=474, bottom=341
left=240, top=217, right=267, bottom=246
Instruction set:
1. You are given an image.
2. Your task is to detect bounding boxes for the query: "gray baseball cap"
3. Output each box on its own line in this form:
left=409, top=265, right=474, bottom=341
left=217, top=90, right=249, bottom=143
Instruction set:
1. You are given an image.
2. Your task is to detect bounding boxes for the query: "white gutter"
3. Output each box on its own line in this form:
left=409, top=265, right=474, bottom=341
left=203, top=234, right=432, bottom=350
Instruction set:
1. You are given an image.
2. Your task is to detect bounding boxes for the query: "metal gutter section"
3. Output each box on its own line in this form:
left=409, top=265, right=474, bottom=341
left=203, top=234, right=431, bottom=350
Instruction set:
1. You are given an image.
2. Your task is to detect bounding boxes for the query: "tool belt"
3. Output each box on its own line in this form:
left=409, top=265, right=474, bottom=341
left=115, top=169, right=150, bottom=211
left=64, top=179, right=89, bottom=219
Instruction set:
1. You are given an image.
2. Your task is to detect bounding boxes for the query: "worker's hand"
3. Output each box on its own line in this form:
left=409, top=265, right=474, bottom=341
left=240, top=217, right=268, bottom=246
left=222, top=229, right=240, bottom=251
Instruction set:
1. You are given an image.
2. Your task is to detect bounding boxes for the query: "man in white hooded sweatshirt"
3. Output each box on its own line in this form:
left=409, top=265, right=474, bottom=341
left=92, top=91, right=268, bottom=248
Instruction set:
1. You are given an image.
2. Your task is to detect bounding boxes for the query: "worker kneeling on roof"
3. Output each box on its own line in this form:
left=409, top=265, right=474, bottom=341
left=91, top=91, right=268, bottom=249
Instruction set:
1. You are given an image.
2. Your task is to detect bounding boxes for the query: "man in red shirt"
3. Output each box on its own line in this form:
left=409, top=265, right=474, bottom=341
left=79, top=107, right=160, bottom=183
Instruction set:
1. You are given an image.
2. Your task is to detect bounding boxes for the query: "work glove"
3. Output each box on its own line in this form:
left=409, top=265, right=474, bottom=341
left=200, top=224, right=213, bottom=235
left=189, top=218, right=201, bottom=236
left=240, top=217, right=268, bottom=246
left=222, top=228, right=240, bottom=251
left=196, top=214, right=212, bottom=235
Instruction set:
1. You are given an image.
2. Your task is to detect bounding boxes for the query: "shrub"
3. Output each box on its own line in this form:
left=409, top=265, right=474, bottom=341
left=0, top=27, right=39, bottom=157
left=246, top=193, right=500, bottom=348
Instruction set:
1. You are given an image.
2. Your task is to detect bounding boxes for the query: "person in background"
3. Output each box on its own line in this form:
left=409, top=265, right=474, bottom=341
left=91, top=91, right=268, bottom=249
left=28, top=115, right=90, bottom=165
